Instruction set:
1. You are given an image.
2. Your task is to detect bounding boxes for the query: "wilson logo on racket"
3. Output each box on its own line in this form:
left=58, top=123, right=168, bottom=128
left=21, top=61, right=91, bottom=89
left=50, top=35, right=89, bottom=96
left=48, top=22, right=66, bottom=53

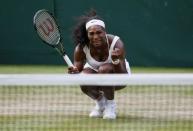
left=38, top=18, right=54, bottom=36
left=33, top=9, right=74, bottom=67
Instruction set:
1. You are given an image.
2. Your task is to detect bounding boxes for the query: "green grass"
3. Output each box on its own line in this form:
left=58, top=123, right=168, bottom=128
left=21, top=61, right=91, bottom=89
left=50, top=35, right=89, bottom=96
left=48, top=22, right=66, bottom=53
left=132, top=67, right=193, bottom=73
left=0, top=65, right=193, bottom=130
left=0, top=65, right=193, bottom=73
left=0, top=65, right=68, bottom=74
left=0, top=114, right=193, bottom=131
left=121, top=85, right=193, bottom=96
left=0, top=86, right=192, bottom=131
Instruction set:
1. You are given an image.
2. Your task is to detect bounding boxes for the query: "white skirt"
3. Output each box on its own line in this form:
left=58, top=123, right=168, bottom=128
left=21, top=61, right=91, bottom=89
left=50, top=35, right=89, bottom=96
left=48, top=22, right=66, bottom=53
left=83, top=59, right=131, bottom=74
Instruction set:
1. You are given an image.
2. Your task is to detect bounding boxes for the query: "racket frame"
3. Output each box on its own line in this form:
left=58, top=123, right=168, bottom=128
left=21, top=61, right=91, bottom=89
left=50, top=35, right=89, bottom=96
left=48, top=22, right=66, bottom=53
left=33, top=9, right=74, bottom=67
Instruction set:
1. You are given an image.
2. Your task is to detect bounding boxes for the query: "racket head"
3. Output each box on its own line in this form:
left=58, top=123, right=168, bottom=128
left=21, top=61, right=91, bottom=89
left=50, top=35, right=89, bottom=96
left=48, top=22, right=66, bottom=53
left=33, top=9, right=60, bottom=47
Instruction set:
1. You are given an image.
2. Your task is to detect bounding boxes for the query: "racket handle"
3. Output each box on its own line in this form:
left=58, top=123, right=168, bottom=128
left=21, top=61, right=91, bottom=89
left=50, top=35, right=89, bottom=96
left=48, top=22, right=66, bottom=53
left=63, top=55, right=74, bottom=67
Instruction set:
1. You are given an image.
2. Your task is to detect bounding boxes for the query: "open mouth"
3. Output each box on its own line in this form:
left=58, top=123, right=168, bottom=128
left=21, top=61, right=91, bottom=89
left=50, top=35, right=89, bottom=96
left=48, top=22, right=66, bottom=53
left=93, top=42, right=102, bottom=47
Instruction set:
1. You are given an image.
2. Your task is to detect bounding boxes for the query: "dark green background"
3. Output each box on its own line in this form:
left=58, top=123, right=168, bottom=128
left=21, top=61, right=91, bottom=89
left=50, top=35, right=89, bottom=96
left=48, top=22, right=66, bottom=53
left=1, top=0, right=193, bottom=67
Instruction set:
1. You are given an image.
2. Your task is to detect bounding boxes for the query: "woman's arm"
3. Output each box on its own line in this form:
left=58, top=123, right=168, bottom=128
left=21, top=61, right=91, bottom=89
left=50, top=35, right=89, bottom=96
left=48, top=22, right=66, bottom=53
left=74, top=44, right=86, bottom=71
left=68, top=44, right=86, bottom=73
left=111, top=38, right=127, bottom=73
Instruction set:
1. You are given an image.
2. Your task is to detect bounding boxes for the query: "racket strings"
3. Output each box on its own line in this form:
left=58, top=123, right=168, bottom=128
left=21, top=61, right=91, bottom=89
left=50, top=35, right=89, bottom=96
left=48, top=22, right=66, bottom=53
left=34, top=11, right=60, bottom=46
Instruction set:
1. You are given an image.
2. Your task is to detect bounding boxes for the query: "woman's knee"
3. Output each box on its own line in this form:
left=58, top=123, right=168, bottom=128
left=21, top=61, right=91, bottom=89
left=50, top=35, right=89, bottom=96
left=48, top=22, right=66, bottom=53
left=115, top=86, right=126, bottom=91
left=80, top=86, right=99, bottom=94
left=98, top=64, right=114, bottom=73
left=80, top=86, right=89, bottom=94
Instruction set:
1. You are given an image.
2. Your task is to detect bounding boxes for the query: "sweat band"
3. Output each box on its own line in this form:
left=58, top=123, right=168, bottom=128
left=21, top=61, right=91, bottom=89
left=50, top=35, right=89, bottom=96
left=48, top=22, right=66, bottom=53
left=86, top=19, right=105, bottom=30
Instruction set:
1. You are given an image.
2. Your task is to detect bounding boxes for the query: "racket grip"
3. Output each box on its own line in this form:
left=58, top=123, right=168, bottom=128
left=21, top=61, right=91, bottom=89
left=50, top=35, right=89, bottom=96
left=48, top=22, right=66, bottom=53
left=63, top=55, right=74, bottom=67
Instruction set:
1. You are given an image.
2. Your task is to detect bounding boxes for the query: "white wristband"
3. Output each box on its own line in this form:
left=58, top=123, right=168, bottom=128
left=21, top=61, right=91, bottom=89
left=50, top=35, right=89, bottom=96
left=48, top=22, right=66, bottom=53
left=112, top=59, right=120, bottom=65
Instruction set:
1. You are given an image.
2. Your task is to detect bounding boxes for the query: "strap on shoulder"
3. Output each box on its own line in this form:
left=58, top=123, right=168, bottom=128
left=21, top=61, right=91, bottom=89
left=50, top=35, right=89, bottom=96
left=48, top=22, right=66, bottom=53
left=109, top=36, right=120, bottom=52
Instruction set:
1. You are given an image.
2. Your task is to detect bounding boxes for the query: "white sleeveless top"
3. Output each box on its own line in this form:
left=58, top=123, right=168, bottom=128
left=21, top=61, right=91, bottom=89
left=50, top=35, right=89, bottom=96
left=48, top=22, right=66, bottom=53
left=83, top=36, right=131, bottom=73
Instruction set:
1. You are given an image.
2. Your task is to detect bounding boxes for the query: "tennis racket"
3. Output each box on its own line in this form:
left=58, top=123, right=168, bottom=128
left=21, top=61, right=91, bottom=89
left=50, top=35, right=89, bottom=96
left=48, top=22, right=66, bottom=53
left=33, top=9, right=74, bottom=67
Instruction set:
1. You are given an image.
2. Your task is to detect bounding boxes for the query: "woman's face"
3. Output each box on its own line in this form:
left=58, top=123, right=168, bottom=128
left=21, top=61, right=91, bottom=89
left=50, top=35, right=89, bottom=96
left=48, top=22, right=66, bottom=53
left=87, top=25, right=106, bottom=48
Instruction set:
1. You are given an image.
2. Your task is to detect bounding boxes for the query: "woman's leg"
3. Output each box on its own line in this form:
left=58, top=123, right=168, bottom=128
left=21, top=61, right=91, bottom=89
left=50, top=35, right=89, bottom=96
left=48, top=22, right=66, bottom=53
left=98, top=63, right=128, bottom=119
left=115, top=86, right=126, bottom=91
left=80, top=68, right=106, bottom=117
left=97, top=63, right=117, bottom=119
left=98, top=63, right=115, bottom=100
left=80, top=68, right=102, bottom=100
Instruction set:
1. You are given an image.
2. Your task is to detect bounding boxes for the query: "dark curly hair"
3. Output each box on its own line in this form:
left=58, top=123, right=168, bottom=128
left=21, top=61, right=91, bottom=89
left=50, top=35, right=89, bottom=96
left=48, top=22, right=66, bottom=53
left=72, top=9, right=103, bottom=46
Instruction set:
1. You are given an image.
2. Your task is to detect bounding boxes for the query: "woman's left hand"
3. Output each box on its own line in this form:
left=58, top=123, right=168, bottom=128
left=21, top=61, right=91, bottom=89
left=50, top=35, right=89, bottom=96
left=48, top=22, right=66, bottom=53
left=111, top=48, right=121, bottom=61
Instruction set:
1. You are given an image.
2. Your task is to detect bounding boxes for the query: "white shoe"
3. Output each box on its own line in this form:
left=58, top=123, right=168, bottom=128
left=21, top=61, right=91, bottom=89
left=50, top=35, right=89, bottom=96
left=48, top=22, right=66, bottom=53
left=103, top=100, right=116, bottom=119
left=89, top=96, right=106, bottom=118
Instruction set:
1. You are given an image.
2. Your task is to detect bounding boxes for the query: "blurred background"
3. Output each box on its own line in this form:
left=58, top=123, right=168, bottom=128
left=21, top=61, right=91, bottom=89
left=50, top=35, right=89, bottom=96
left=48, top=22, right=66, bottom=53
left=1, top=0, right=193, bottom=67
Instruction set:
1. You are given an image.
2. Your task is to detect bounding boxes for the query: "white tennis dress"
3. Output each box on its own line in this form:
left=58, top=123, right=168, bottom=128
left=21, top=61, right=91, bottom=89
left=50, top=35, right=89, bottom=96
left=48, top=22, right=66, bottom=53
left=83, top=35, right=131, bottom=74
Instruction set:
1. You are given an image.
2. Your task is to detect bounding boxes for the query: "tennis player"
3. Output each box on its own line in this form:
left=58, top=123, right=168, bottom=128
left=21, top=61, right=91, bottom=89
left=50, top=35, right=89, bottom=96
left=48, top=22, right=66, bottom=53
left=68, top=9, right=131, bottom=119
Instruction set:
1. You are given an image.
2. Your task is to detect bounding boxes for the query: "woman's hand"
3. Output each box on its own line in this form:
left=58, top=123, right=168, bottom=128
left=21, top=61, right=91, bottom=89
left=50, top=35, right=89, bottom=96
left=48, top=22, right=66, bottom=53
left=111, top=48, right=121, bottom=62
left=68, top=66, right=79, bottom=74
